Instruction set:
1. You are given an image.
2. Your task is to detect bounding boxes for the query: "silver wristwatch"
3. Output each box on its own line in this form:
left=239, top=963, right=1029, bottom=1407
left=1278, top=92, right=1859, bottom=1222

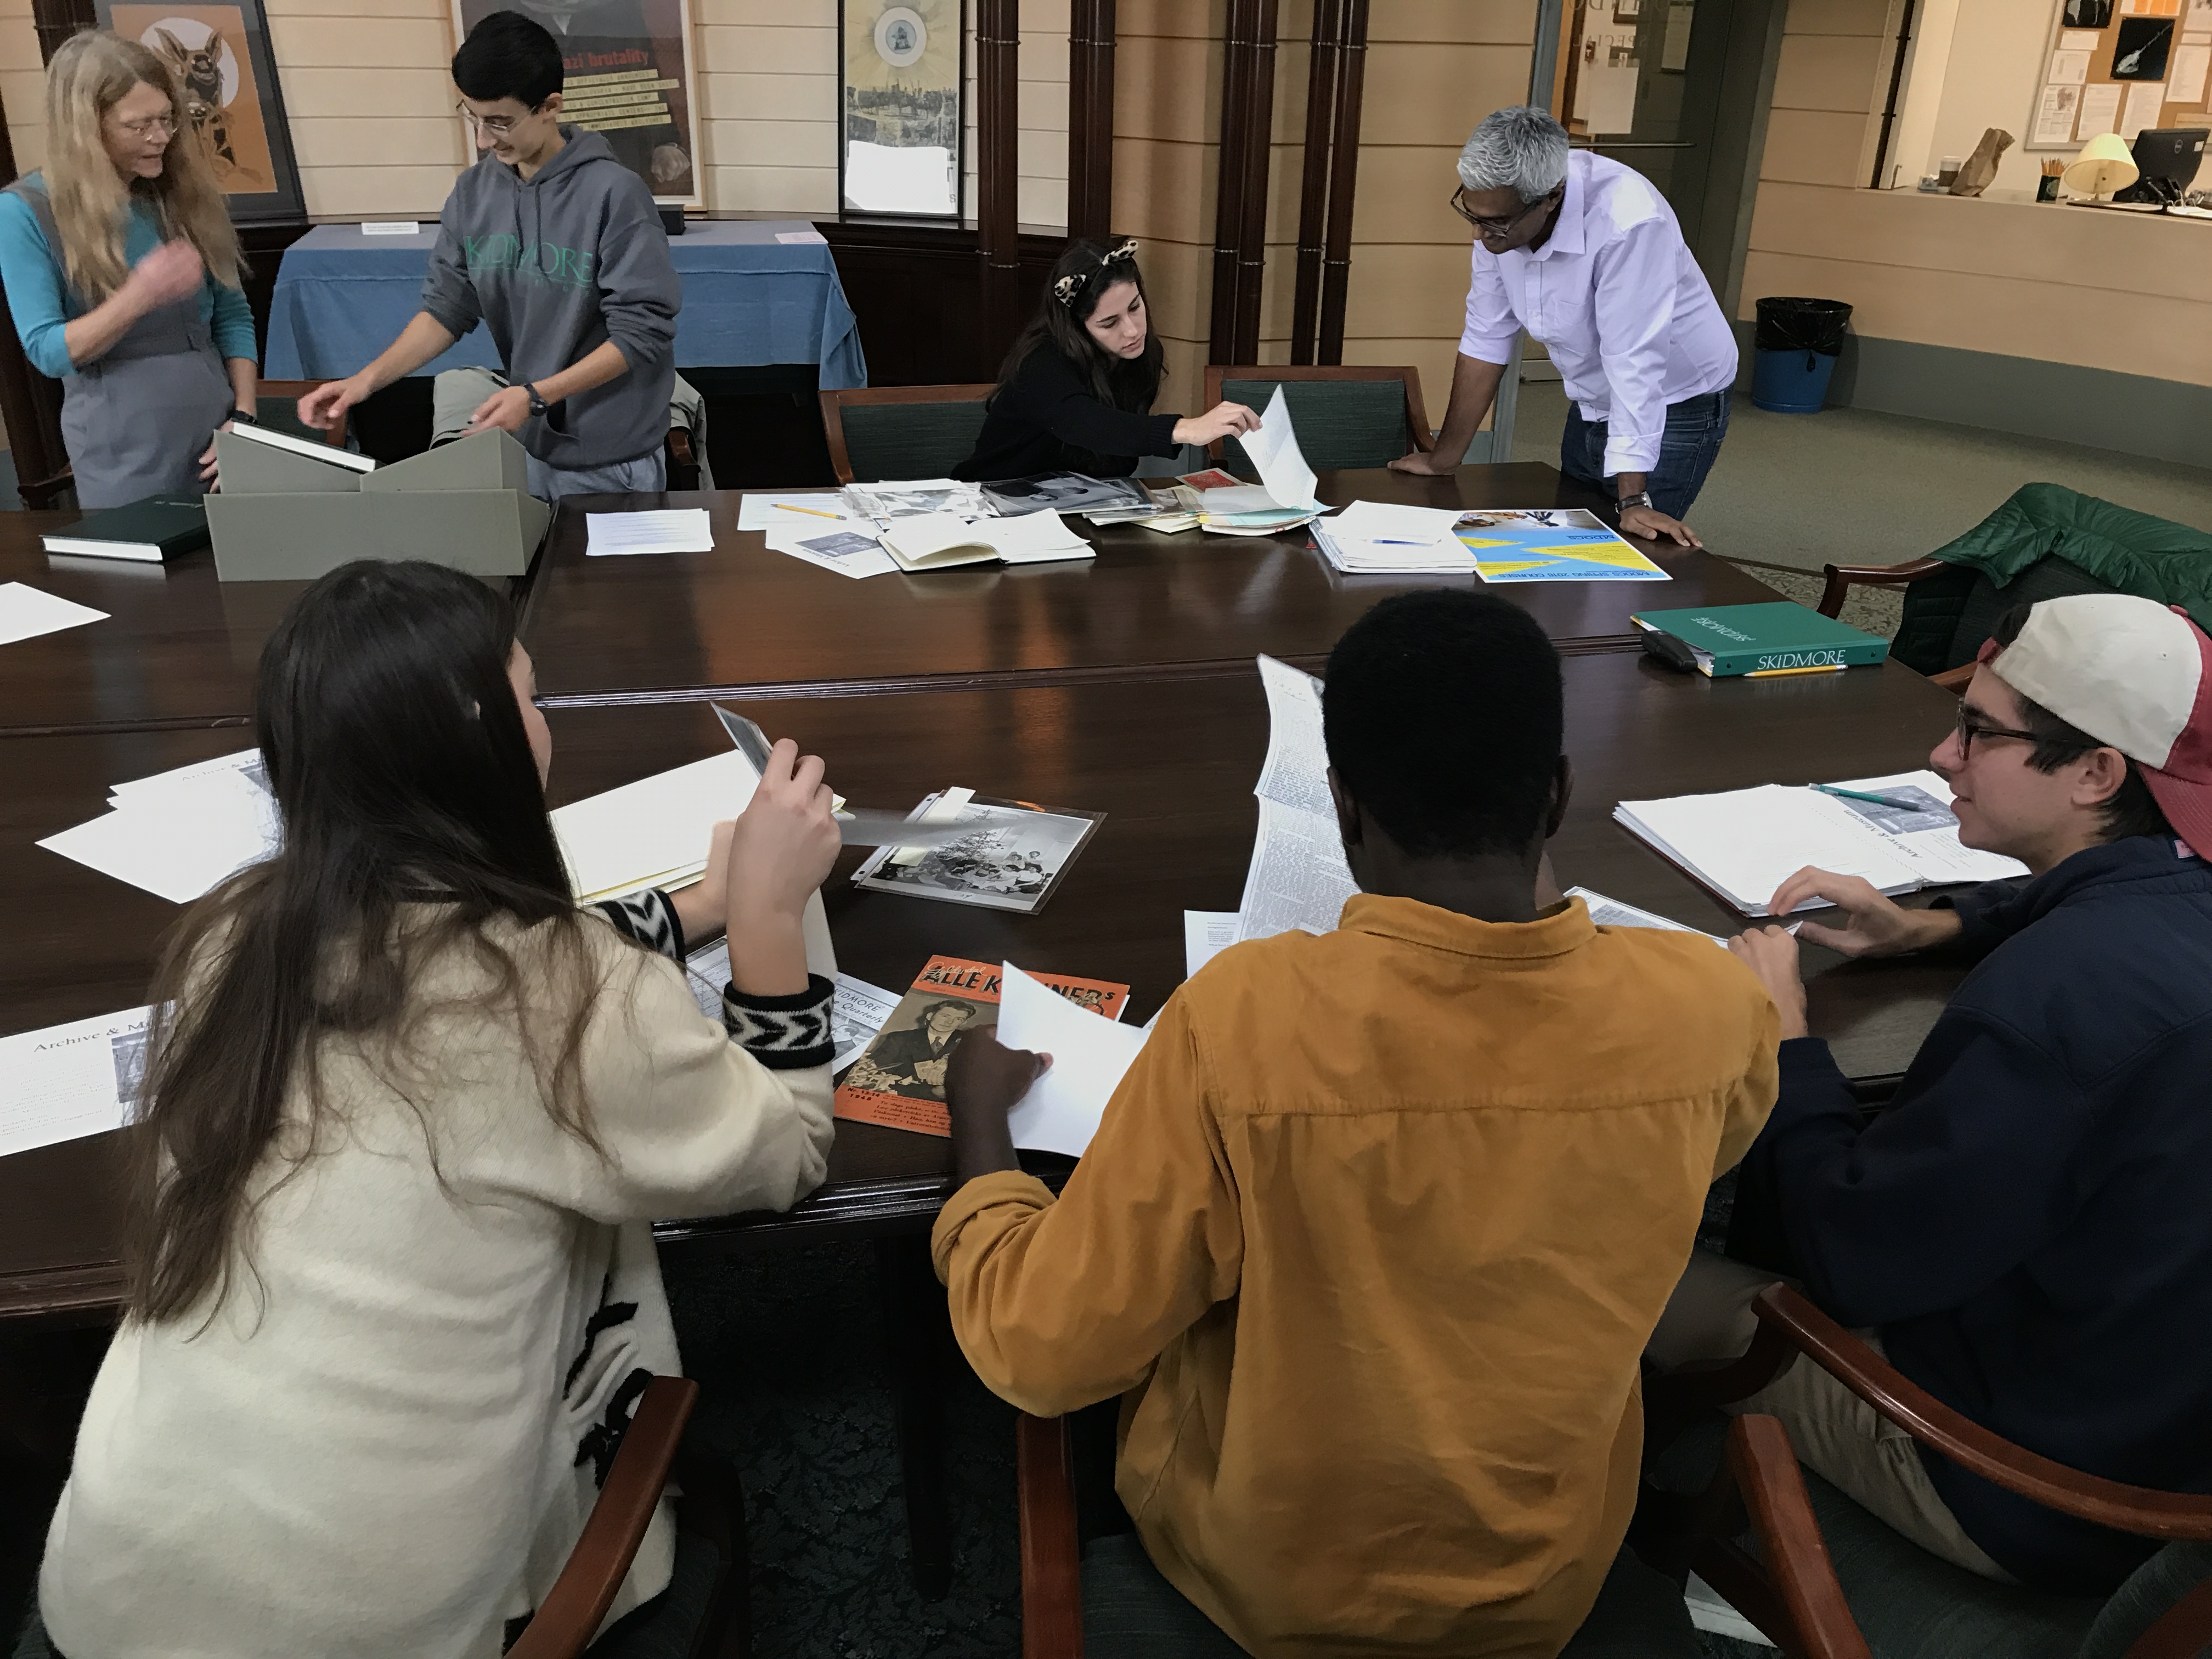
left=1616, top=490, right=1653, bottom=513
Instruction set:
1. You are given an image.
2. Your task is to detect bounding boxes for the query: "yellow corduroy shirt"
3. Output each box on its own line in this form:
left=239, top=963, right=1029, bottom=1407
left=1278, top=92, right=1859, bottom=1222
left=933, top=894, right=1780, bottom=1658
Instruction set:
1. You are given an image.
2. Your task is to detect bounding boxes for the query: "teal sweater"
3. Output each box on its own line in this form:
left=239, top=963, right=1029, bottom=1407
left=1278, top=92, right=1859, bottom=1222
left=0, top=174, right=255, bottom=379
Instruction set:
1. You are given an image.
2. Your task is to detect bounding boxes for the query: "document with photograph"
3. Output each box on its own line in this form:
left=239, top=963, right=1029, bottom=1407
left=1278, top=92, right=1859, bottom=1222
left=980, top=472, right=1148, bottom=516
left=1, top=1005, right=151, bottom=1159
left=839, top=478, right=995, bottom=521
left=833, top=955, right=1128, bottom=1137
left=850, top=794, right=1105, bottom=913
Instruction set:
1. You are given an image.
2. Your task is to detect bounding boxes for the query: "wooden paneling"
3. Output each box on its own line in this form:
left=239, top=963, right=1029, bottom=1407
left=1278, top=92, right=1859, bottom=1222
left=1781, top=0, right=1889, bottom=36
left=1770, top=31, right=1887, bottom=112
left=1758, top=108, right=1874, bottom=187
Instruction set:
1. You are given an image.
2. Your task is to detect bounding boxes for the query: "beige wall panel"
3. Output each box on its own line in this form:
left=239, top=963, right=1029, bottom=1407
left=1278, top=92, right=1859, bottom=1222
left=703, top=73, right=836, bottom=122
left=1340, top=241, right=1471, bottom=338
left=1344, top=146, right=1480, bottom=242
left=282, top=66, right=459, bottom=119
left=1022, top=0, right=1072, bottom=31
left=700, top=118, right=838, bottom=167
left=1022, top=31, right=1070, bottom=81
left=697, top=25, right=836, bottom=77
left=1111, top=137, right=1212, bottom=243
left=1782, top=0, right=1890, bottom=35
left=1748, top=184, right=2212, bottom=308
left=1023, top=74, right=1070, bottom=131
left=709, top=0, right=834, bottom=22
left=1368, top=0, right=1536, bottom=45
left=1135, top=235, right=1211, bottom=345
left=1019, top=131, right=1070, bottom=182
left=1335, top=337, right=1459, bottom=410
left=291, top=116, right=464, bottom=170
left=702, top=164, right=837, bottom=214
left=1019, top=176, right=1067, bottom=226
left=1759, top=109, right=1872, bottom=186
left=1114, top=33, right=1217, bottom=144
left=1118, top=0, right=1225, bottom=42
left=300, top=165, right=467, bottom=218
left=1770, top=32, right=1883, bottom=113
left=1739, top=251, right=2212, bottom=383
left=1357, top=43, right=1532, bottom=147
left=267, top=0, right=447, bottom=15
left=1158, top=335, right=1206, bottom=399
left=266, top=14, right=452, bottom=67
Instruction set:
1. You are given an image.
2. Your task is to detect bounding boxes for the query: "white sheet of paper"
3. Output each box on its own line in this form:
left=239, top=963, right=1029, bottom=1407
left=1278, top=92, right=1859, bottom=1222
left=585, top=509, right=714, bottom=557
left=2120, top=80, right=2167, bottom=142
left=2034, top=83, right=2085, bottom=146
left=2061, top=29, right=2102, bottom=48
left=685, top=941, right=889, bottom=1071
left=1329, top=500, right=1466, bottom=541
left=1184, top=910, right=1241, bottom=978
left=1565, top=887, right=1725, bottom=945
left=736, top=493, right=857, bottom=532
left=362, top=221, right=422, bottom=235
left=1236, top=798, right=1358, bottom=942
left=43, top=750, right=278, bottom=904
left=109, top=747, right=263, bottom=806
left=0, top=581, right=108, bottom=645
left=1254, top=654, right=1333, bottom=816
left=997, top=962, right=1150, bottom=1158
left=775, top=229, right=829, bottom=244
left=552, top=749, right=758, bottom=901
left=765, top=528, right=899, bottom=579
left=0, top=1005, right=150, bottom=1158
left=2171, top=41, right=2211, bottom=102
left=2079, top=82, right=2125, bottom=137
left=1240, top=386, right=1321, bottom=511
left=2049, top=48, right=2091, bottom=84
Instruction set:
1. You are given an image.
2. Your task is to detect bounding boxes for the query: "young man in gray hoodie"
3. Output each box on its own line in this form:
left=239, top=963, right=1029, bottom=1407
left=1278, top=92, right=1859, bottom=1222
left=298, top=11, right=680, bottom=500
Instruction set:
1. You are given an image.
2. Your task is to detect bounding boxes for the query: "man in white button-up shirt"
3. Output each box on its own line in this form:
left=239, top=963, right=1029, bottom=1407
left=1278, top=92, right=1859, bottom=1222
left=1392, top=106, right=1737, bottom=548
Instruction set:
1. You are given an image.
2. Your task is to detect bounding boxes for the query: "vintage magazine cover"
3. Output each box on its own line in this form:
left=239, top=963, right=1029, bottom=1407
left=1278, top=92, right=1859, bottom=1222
left=833, top=955, right=1129, bottom=1137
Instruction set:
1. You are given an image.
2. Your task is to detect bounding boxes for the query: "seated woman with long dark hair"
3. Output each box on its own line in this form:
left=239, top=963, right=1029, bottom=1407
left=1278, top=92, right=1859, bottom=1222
left=20, top=561, right=840, bottom=1659
left=953, top=236, right=1262, bottom=482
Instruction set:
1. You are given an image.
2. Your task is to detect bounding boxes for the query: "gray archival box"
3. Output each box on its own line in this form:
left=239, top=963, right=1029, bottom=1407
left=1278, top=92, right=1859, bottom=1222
left=207, top=428, right=551, bottom=581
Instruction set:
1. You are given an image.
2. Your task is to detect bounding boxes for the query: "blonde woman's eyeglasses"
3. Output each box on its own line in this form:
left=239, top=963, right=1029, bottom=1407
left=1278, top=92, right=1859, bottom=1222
left=113, top=114, right=179, bottom=139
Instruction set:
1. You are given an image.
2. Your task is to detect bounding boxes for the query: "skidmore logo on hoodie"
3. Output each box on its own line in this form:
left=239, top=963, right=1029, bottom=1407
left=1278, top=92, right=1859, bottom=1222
left=462, top=235, right=596, bottom=291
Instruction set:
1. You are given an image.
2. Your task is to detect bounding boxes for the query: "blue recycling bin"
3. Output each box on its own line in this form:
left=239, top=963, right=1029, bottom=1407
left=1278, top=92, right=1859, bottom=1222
left=1751, top=348, right=1841, bottom=414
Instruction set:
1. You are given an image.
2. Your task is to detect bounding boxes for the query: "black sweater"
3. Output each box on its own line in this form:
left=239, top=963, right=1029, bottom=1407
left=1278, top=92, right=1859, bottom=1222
left=953, top=343, right=1181, bottom=482
left=1734, top=835, right=2212, bottom=1594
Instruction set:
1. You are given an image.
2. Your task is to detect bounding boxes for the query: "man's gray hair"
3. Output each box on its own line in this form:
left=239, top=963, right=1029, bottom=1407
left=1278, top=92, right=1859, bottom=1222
left=1457, top=106, right=1571, bottom=204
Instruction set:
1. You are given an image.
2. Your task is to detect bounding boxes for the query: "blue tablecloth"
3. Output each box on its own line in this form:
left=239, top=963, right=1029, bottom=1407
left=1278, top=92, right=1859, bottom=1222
left=263, top=218, right=867, bottom=387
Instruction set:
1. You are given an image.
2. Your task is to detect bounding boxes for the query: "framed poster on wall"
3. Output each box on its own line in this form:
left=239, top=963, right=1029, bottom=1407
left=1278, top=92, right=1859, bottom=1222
left=453, top=0, right=703, bottom=208
left=840, top=1, right=964, bottom=218
left=96, top=1, right=305, bottom=224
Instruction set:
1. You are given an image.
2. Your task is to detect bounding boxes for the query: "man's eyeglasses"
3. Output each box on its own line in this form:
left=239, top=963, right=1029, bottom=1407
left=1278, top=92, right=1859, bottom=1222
left=113, top=114, right=178, bottom=139
left=458, top=102, right=541, bottom=136
left=1449, top=186, right=1555, bottom=239
left=1953, top=704, right=2092, bottom=760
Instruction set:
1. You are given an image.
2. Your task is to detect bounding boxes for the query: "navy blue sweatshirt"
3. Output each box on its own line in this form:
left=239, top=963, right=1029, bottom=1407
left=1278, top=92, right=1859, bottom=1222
left=1740, top=835, right=2212, bottom=1594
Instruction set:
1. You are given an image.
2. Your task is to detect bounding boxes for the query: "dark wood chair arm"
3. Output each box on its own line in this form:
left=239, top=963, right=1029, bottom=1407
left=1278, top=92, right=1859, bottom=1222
left=1018, top=1412, right=1084, bottom=1659
left=2127, top=1577, right=2212, bottom=1659
left=506, top=1374, right=699, bottom=1659
left=1753, top=1286, right=2212, bottom=1540
left=1815, top=557, right=1949, bottom=618
left=1729, top=1414, right=1875, bottom=1659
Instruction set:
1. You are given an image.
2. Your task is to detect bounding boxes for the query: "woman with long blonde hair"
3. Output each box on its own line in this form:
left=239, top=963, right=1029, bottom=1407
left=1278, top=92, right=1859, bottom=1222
left=0, top=30, right=257, bottom=505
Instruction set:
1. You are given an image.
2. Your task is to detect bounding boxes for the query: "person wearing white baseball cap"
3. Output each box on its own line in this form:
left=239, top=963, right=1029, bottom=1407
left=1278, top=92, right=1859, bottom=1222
left=1650, top=591, right=2212, bottom=1600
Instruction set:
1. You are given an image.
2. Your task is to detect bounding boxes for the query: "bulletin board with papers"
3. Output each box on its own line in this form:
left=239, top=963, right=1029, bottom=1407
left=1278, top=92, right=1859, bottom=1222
left=2027, top=0, right=2212, bottom=153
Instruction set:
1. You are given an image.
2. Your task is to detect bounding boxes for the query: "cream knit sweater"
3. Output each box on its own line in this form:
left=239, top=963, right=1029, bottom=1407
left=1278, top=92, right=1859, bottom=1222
left=36, top=894, right=835, bottom=1659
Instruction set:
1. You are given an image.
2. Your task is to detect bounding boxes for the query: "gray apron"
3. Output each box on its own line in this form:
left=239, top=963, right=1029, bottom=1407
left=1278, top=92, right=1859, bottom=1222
left=5, top=179, right=235, bottom=508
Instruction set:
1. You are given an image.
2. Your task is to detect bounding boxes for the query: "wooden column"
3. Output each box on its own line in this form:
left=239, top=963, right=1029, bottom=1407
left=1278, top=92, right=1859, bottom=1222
left=0, top=17, right=82, bottom=507
left=976, top=0, right=1023, bottom=376
left=1290, top=0, right=1342, bottom=365
left=1316, top=0, right=1367, bottom=364
left=1229, top=0, right=1277, bottom=365
left=1066, top=0, right=1116, bottom=243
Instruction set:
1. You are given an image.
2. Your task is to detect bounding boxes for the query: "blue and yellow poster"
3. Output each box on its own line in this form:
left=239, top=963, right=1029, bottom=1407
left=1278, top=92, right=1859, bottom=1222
left=1453, top=509, right=1671, bottom=583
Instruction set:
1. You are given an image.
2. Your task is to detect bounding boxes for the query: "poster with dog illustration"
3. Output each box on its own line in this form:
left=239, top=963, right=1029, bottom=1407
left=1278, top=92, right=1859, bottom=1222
left=100, top=2, right=306, bottom=222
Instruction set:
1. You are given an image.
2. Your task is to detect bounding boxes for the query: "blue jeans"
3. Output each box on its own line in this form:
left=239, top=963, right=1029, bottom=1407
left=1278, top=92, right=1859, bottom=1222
left=1560, top=388, right=1731, bottom=520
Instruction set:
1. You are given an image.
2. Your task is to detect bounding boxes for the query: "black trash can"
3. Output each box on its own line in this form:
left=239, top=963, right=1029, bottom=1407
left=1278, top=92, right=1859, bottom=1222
left=1751, top=296, right=1852, bottom=413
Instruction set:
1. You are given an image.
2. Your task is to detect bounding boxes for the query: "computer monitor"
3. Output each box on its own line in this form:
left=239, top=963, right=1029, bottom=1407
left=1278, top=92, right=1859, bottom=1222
left=2114, top=127, right=2209, bottom=206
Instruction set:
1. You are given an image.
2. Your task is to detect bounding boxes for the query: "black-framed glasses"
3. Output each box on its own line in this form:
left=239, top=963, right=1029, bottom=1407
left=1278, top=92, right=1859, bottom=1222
left=458, top=101, right=541, bottom=136
left=1449, top=185, right=1556, bottom=238
left=1953, top=704, right=2092, bottom=760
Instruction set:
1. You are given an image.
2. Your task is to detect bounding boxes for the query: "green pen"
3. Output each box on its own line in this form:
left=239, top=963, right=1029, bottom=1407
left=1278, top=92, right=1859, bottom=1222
left=1812, top=783, right=1926, bottom=812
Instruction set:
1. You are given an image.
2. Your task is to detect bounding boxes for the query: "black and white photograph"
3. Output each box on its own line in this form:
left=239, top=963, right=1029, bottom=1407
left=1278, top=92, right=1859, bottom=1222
left=851, top=796, right=1104, bottom=913
left=2063, top=0, right=2113, bottom=28
left=980, top=472, right=1147, bottom=516
left=838, top=991, right=988, bottom=1103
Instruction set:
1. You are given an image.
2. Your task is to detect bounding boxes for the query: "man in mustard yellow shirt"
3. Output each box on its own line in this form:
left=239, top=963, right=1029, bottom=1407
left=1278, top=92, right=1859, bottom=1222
left=932, top=592, right=1781, bottom=1658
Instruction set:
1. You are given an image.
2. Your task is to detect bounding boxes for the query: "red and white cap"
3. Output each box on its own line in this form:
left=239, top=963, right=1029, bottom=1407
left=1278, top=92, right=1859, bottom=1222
left=1980, top=592, right=2212, bottom=861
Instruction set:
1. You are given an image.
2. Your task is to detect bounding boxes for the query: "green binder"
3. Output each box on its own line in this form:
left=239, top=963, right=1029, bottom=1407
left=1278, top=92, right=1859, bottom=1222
left=1629, top=601, right=1890, bottom=678
left=40, top=495, right=210, bottom=563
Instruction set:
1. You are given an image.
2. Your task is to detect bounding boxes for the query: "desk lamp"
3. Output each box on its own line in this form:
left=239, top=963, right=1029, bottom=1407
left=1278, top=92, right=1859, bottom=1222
left=2062, top=132, right=2141, bottom=201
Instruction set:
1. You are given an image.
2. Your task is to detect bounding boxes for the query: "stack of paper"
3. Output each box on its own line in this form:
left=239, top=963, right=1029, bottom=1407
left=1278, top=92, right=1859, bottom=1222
left=1312, top=501, right=1479, bottom=574
left=585, top=509, right=714, bottom=556
left=1614, top=771, right=2027, bottom=916
left=0, top=581, right=108, bottom=645
left=39, top=749, right=279, bottom=904
left=1, top=1005, right=152, bottom=1158
left=996, top=961, right=1150, bottom=1156
left=1189, top=390, right=1328, bottom=538
left=1232, top=656, right=1360, bottom=942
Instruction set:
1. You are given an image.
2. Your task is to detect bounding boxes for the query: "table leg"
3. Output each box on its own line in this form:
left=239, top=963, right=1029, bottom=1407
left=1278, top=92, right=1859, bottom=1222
left=874, top=1233, right=954, bottom=1601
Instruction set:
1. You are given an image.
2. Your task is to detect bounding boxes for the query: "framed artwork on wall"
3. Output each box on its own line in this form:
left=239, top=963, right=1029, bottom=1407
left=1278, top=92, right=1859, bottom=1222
left=454, top=0, right=703, bottom=208
left=96, top=1, right=306, bottom=224
left=839, top=0, right=964, bottom=218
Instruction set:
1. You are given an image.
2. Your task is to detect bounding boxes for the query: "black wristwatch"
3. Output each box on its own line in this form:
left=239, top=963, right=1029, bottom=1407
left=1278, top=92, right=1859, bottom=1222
left=526, top=383, right=552, bottom=417
left=229, top=407, right=259, bottom=426
left=1616, top=490, right=1652, bottom=514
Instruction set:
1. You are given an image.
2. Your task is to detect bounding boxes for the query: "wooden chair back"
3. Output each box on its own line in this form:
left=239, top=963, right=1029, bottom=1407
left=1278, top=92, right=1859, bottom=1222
left=1201, top=364, right=1432, bottom=473
left=819, top=384, right=997, bottom=484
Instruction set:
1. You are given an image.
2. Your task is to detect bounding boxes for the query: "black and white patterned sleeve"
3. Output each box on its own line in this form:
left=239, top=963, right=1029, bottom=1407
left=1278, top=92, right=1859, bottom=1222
left=590, top=889, right=686, bottom=963
left=723, top=974, right=836, bottom=1071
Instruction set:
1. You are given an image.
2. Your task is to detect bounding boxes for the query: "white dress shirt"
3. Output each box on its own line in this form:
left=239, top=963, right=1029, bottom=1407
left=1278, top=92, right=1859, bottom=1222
left=1459, top=150, right=1737, bottom=478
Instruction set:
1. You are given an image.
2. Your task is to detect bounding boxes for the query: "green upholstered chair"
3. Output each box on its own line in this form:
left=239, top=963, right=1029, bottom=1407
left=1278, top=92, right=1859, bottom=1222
left=819, top=384, right=996, bottom=484
left=1640, top=1287, right=2212, bottom=1659
left=1818, top=484, right=2212, bottom=687
left=1202, top=364, right=1434, bottom=476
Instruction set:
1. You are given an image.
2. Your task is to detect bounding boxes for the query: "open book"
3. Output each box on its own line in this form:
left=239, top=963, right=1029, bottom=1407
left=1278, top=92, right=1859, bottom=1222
left=1615, top=771, right=2028, bottom=916
left=877, top=509, right=1094, bottom=571
left=224, top=420, right=376, bottom=472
